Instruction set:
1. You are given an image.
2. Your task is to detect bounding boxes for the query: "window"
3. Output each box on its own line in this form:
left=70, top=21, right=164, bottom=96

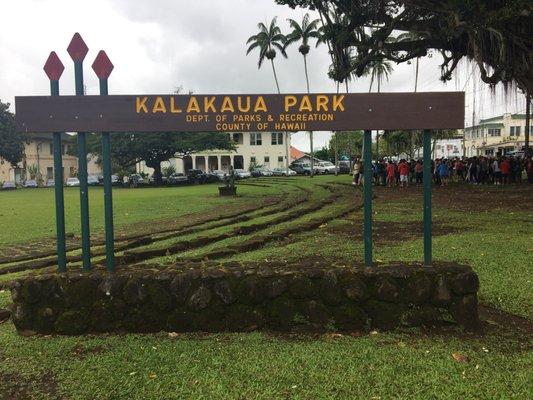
left=488, top=128, right=501, bottom=137
left=46, top=167, right=53, bottom=179
left=69, top=167, right=76, bottom=177
left=510, top=126, right=521, bottom=136
left=250, top=132, right=262, bottom=145
left=485, top=149, right=494, bottom=156
left=49, top=143, right=53, bottom=155
left=278, top=156, right=284, bottom=162
left=232, top=133, right=243, bottom=144
left=250, top=156, right=256, bottom=164
left=63, top=145, right=69, bottom=155
left=271, top=132, right=283, bottom=145
left=264, top=156, right=270, bottom=164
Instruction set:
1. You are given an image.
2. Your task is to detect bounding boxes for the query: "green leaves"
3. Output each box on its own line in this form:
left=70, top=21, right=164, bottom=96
left=0, top=100, right=24, bottom=168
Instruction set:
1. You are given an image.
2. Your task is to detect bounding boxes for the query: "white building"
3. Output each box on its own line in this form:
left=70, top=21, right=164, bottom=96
left=136, top=132, right=291, bottom=175
left=462, top=113, right=530, bottom=157
left=414, top=138, right=464, bottom=159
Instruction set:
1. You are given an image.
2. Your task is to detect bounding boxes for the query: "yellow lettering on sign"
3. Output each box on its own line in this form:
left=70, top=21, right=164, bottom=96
left=220, top=96, right=235, bottom=113
left=237, top=96, right=251, bottom=112
left=299, top=95, right=313, bottom=112
left=170, top=97, right=182, bottom=113
left=316, top=95, right=329, bottom=112
left=333, top=95, right=345, bottom=111
left=254, top=96, right=267, bottom=112
left=187, top=97, right=201, bottom=113
left=136, top=97, right=148, bottom=113
left=152, top=96, right=167, bottom=113
left=204, top=96, right=216, bottom=113
left=284, top=95, right=297, bottom=112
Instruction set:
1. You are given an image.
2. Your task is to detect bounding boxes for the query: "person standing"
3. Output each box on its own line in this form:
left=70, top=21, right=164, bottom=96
left=437, top=160, right=449, bottom=186
left=386, top=161, right=396, bottom=187
left=492, top=158, right=502, bottom=185
left=500, top=157, right=510, bottom=184
left=415, top=160, right=423, bottom=185
left=352, top=159, right=361, bottom=186
left=398, top=159, right=410, bottom=187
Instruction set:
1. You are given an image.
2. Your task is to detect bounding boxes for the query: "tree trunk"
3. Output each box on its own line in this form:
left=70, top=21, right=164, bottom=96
left=148, top=161, right=163, bottom=185
left=376, top=132, right=379, bottom=159
left=334, top=131, right=339, bottom=176
left=378, top=74, right=381, bottom=93
left=303, top=54, right=310, bottom=93
left=304, top=54, right=314, bottom=178
left=526, top=90, right=531, bottom=157
left=414, top=58, right=419, bottom=92
left=270, top=59, right=281, bottom=94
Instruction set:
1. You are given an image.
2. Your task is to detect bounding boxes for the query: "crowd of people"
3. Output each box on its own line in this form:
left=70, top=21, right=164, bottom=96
left=352, top=155, right=533, bottom=186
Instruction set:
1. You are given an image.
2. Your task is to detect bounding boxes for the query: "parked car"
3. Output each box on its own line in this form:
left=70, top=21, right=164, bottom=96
left=290, top=162, right=314, bottom=175
left=251, top=167, right=274, bottom=177
left=272, top=167, right=297, bottom=176
left=111, top=175, right=120, bottom=185
left=87, top=175, right=100, bottom=186
left=168, top=173, right=189, bottom=185
left=66, top=177, right=80, bottom=187
left=130, top=174, right=145, bottom=186
left=234, top=169, right=251, bottom=179
left=1, top=181, right=16, bottom=190
left=338, top=161, right=351, bottom=174
left=315, top=161, right=337, bottom=174
left=46, top=179, right=55, bottom=187
left=23, top=180, right=38, bottom=188
left=187, top=169, right=219, bottom=184
left=211, top=170, right=228, bottom=181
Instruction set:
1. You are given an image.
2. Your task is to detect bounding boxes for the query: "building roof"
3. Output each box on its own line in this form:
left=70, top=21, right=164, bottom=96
left=290, top=146, right=306, bottom=160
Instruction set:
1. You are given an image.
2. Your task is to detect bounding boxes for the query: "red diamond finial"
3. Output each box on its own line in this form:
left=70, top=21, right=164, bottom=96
left=67, top=33, right=89, bottom=62
left=43, top=51, right=65, bottom=81
left=92, top=50, right=114, bottom=79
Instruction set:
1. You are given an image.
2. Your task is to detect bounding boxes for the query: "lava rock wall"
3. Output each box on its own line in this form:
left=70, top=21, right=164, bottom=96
left=9, top=262, right=480, bottom=335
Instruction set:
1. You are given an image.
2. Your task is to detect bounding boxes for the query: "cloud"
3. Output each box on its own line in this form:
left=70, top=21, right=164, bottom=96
left=2, top=0, right=525, bottom=152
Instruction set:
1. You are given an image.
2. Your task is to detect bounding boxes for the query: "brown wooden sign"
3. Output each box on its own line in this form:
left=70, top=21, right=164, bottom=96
left=15, top=92, right=464, bottom=133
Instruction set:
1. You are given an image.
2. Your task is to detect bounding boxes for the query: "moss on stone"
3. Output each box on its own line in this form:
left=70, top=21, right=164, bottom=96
left=54, top=311, right=89, bottom=335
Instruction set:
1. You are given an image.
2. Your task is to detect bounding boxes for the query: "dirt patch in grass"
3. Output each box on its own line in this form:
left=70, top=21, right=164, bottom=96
left=326, top=220, right=462, bottom=243
left=372, top=184, right=533, bottom=213
left=0, top=371, right=61, bottom=400
left=71, top=344, right=108, bottom=360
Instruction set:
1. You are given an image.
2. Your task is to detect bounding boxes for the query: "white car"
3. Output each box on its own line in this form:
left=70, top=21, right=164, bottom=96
left=272, top=167, right=297, bottom=176
left=315, top=161, right=337, bottom=174
left=234, top=169, right=251, bottom=179
left=66, top=177, right=80, bottom=187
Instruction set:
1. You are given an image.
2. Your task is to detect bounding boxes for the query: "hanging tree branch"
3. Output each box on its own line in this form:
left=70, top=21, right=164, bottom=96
left=277, top=0, right=533, bottom=92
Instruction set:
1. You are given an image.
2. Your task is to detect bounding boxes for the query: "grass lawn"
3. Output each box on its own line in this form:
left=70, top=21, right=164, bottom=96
left=0, top=177, right=532, bottom=399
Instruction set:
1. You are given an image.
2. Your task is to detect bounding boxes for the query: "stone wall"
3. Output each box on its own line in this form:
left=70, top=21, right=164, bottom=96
left=8, top=262, right=480, bottom=335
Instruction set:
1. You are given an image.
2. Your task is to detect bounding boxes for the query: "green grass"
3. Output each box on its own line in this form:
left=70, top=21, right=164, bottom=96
left=0, top=183, right=281, bottom=246
left=0, top=177, right=532, bottom=399
left=0, top=321, right=531, bottom=399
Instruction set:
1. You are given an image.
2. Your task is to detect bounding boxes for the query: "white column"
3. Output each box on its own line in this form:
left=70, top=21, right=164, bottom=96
left=192, top=156, right=197, bottom=169
left=217, top=156, right=221, bottom=171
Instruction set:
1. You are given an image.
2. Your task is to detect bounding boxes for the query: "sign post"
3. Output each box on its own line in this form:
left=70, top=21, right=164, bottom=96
left=92, top=50, right=115, bottom=272
left=363, top=130, right=373, bottom=266
left=43, top=51, right=67, bottom=272
left=67, top=33, right=91, bottom=271
left=423, top=129, right=432, bottom=265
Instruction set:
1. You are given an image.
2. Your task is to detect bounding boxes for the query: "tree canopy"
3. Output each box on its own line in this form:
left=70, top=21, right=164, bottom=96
left=0, top=100, right=24, bottom=168
left=275, top=0, right=533, bottom=92
left=73, top=131, right=235, bottom=183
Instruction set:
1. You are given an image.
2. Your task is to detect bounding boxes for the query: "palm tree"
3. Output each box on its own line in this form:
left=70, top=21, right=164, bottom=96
left=284, top=13, right=321, bottom=92
left=284, top=13, right=321, bottom=177
left=246, top=18, right=287, bottom=94
left=364, top=59, right=393, bottom=158
left=367, top=59, right=393, bottom=93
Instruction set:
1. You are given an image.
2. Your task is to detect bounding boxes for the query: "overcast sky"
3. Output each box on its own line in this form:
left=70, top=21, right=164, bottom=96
left=1, top=0, right=527, bottom=151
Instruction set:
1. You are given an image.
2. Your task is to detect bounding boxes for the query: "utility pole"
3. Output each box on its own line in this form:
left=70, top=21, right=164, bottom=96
left=525, top=90, right=531, bottom=157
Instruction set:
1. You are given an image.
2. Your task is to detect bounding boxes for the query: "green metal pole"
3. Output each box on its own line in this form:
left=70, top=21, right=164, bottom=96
left=363, top=129, right=373, bottom=266
left=99, top=78, right=115, bottom=271
left=50, top=80, right=67, bottom=272
left=423, top=129, right=432, bottom=266
left=74, top=60, right=91, bottom=271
